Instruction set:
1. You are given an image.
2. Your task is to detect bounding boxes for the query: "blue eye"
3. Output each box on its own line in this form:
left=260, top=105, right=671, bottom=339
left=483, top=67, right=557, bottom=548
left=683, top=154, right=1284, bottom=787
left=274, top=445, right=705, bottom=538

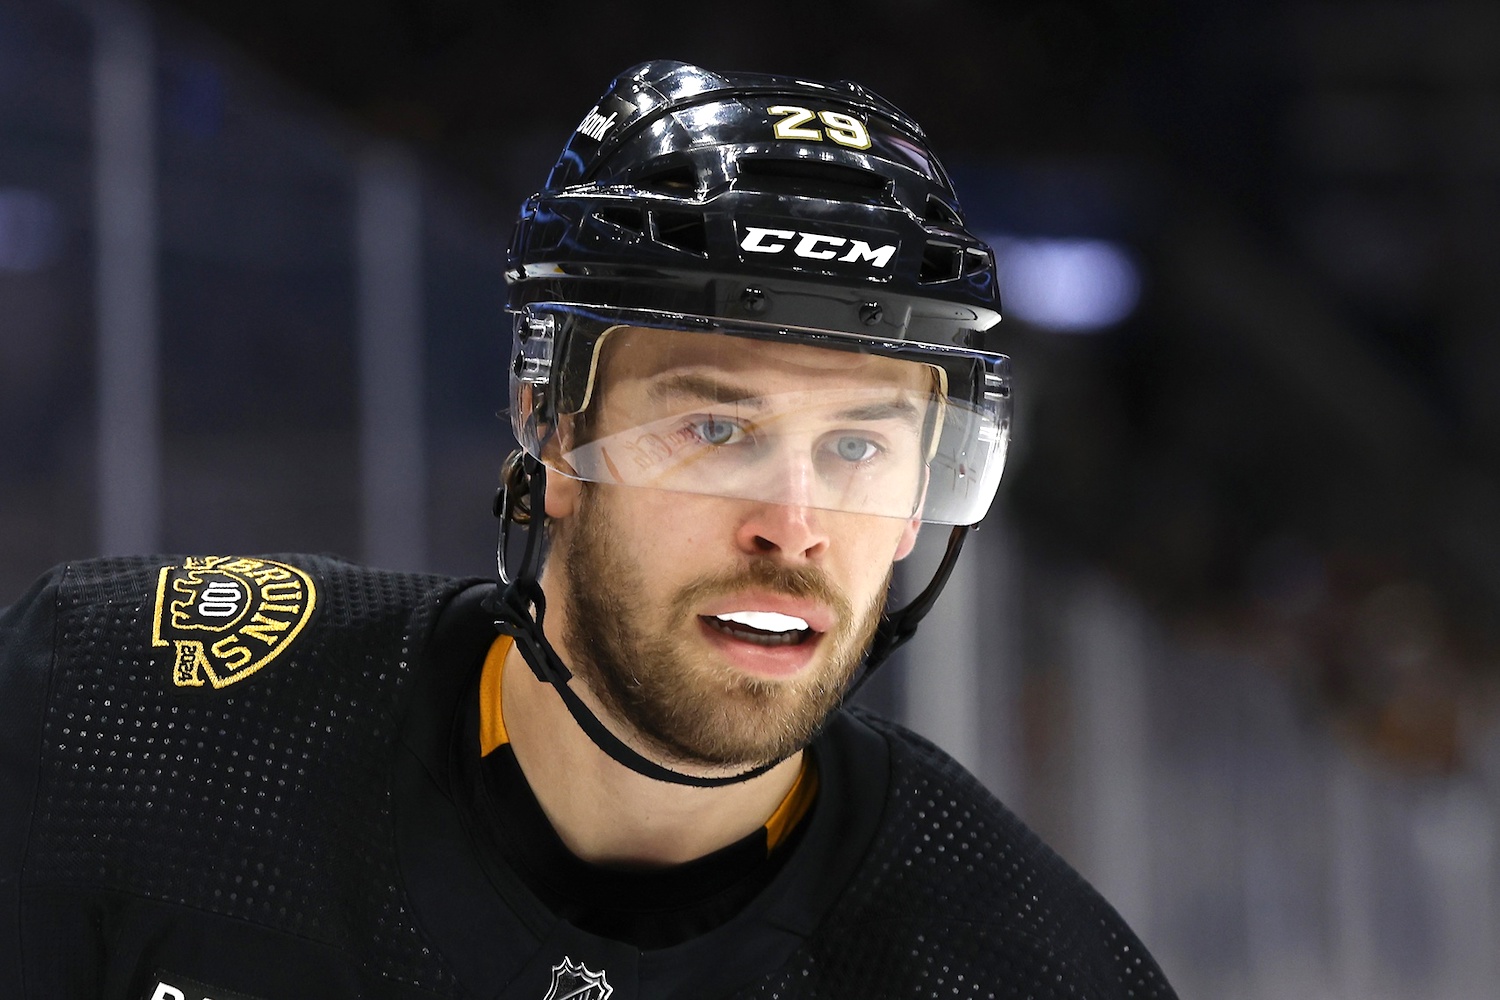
left=833, top=436, right=878, bottom=462
left=692, top=417, right=741, bottom=445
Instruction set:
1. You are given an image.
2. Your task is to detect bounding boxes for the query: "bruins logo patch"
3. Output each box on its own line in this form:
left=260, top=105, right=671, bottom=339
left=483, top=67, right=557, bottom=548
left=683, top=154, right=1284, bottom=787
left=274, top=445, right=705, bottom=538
left=151, top=556, right=318, bottom=689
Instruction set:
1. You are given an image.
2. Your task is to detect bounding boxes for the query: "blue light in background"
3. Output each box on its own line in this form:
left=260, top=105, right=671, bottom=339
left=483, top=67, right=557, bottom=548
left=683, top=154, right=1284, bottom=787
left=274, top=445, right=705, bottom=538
left=989, top=236, right=1141, bottom=333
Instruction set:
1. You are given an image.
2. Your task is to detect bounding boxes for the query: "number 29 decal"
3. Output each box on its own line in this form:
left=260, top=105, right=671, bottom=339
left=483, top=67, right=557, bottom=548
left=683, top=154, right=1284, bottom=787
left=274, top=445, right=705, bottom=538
left=768, top=105, right=872, bottom=149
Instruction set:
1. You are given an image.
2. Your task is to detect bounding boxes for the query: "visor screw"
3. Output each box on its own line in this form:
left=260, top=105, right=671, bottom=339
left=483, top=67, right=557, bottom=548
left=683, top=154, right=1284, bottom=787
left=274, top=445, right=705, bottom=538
left=859, top=302, right=883, bottom=325
left=740, top=286, right=767, bottom=315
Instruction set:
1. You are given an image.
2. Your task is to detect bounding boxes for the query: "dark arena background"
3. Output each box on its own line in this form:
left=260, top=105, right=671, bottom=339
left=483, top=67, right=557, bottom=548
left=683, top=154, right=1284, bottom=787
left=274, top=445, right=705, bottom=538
left=3, top=1, right=1499, bottom=994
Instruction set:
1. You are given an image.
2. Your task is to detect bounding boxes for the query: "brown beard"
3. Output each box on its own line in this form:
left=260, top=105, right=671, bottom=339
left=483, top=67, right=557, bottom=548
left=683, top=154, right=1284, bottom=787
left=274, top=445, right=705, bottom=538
left=553, top=485, right=889, bottom=768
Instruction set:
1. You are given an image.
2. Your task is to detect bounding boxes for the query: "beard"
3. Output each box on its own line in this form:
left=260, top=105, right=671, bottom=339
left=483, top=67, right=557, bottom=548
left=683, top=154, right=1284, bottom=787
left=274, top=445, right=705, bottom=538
left=552, top=486, right=890, bottom=769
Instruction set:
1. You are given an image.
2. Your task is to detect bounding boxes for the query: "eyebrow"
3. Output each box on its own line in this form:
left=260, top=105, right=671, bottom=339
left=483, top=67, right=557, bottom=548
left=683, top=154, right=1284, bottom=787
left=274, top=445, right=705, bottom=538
left=647, top=372, right=767, bottom=409
left=647, top=371, right=925, bottom=428
left=832, top=398, right=923, bottom=428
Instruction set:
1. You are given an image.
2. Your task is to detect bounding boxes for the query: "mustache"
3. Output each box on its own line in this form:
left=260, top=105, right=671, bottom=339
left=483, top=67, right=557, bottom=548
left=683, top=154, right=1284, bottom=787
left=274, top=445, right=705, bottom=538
left=670, top=559, right=850, bottom=621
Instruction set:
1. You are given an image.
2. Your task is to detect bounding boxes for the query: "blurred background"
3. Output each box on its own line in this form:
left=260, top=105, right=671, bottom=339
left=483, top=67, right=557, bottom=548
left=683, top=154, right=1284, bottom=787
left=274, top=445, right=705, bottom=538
left=2, top=0, right=1498, bottom=994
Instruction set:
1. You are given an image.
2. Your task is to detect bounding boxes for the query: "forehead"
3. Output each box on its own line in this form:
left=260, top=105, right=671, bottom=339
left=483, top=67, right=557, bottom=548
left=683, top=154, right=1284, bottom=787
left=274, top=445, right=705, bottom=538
left=592, top=325, right=932, bottom=394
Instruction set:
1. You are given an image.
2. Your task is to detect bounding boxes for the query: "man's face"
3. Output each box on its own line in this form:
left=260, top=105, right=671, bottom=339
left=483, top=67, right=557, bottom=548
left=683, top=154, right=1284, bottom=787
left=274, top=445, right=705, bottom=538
left=541, top=327, right=928, bottom=769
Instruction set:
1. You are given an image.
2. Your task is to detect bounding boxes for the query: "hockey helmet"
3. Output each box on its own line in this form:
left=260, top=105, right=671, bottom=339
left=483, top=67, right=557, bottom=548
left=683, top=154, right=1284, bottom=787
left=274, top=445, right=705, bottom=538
left=505, top=60, right=1010, bottom=527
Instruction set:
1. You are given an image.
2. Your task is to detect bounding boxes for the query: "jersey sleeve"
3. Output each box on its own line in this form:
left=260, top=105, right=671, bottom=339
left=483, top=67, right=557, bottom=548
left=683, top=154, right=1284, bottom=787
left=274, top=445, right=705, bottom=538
left=0, top=565, right=66, bottom=993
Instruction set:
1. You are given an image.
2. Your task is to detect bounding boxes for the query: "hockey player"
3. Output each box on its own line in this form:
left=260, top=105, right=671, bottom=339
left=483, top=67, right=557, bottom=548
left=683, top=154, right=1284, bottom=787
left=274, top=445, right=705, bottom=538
left=0, top=61, right=1177, bottom=998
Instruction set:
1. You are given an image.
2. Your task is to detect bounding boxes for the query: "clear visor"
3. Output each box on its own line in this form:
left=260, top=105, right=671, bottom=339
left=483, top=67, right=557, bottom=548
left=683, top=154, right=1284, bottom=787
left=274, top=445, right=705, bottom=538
left=510, top=304, right=1011, bottom=526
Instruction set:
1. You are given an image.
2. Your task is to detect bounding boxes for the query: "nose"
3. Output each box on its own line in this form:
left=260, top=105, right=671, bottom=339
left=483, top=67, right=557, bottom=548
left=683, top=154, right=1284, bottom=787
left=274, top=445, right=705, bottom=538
left=734, top=499, right=831, bottom=562
left=728, top=439, right=836, bottom=560
left=731, top=445, right=832, bottom=560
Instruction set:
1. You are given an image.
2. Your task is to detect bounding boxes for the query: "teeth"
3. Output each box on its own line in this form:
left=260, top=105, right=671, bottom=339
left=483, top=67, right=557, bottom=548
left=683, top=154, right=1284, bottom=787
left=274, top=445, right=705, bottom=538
left=715, top=611, right=809, bottom=633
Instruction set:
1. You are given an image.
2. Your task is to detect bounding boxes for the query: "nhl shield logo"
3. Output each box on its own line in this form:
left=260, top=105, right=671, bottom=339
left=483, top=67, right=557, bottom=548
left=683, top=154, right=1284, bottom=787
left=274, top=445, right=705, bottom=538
left=543, top=957, right=613, bottom=1000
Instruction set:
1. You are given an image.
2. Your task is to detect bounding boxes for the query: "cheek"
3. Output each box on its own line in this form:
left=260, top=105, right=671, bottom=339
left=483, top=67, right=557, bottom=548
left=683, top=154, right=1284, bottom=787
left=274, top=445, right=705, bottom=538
left=663, top=522, right=728, bottom=580
left=612, top=492, right=718, bottom=571
left=836, top=516, right=911, bottom=591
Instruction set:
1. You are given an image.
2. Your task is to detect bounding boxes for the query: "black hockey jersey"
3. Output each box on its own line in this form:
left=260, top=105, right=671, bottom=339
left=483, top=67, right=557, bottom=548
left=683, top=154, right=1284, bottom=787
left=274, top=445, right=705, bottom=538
left=0, top=554, right=1176, bottom=999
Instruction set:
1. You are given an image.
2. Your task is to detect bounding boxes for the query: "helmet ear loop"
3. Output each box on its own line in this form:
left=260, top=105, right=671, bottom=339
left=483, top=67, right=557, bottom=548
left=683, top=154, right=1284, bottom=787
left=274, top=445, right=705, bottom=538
left=846, top=522, right=970, bottom=698
left=495, top=449, right=544, bottom=588
left=490, top=452, right=569, bottom=694
left=492, top=449, right=555, bottom=685
left=494, top=451, right=551, bottom=632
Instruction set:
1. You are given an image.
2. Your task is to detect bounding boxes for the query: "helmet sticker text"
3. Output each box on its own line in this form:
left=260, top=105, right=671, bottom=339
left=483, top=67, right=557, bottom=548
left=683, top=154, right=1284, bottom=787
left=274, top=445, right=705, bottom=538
left=740, top=226, right=896, bottom=268
left=575, top=94, right=638, bottom=144
left=577, top=105, right=618, bottom=142
left=768, top=104, right=871, bottom=149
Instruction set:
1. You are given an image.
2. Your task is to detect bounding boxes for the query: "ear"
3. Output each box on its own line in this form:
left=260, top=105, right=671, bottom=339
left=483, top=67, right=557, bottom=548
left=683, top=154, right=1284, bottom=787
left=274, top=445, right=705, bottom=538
left=539, top=414, right=585, bottom=520
left=892, top=464, right=928, bottom=562
left=893, top=516, right=921, bottom=561
left=543, top=468, right=581, bottom=519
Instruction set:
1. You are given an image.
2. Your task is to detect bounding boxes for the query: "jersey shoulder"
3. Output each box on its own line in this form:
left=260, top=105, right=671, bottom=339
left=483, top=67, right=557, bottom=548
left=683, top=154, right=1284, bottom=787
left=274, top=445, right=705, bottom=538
left=1, top=553, right=482, bottom=996
left=749, top=707, right=1177, bottom=999
left=3, top=552, right=460, bottom=682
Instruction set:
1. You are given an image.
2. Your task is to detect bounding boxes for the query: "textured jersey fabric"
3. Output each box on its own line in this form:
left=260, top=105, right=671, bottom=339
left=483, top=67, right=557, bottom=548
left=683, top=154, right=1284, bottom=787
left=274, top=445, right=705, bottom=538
left=0, top=554, right=1177, bottom=999
left=466, top=634, right=820, bottom=950
left=470, top=712, right=812, bottom=950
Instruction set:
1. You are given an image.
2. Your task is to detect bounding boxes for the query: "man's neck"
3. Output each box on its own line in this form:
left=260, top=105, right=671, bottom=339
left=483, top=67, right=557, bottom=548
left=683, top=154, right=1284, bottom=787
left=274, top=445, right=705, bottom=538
left=498, top=638, right=804, bottom=868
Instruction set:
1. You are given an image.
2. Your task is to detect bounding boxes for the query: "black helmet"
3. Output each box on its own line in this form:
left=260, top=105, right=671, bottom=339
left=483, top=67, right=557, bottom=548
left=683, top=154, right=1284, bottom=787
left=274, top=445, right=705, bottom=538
left=508, top=59, right=1001, bottom=345
left=505, top=60, right=1010, bottom=528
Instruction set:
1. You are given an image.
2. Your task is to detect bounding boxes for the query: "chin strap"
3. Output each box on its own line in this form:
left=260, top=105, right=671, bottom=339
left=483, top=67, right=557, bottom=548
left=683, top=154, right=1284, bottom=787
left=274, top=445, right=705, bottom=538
left=486, top=450, right=971, bottom=788
left=488, top=452, right=781, bottom=788
left=850, top=522, right=970, bottom=695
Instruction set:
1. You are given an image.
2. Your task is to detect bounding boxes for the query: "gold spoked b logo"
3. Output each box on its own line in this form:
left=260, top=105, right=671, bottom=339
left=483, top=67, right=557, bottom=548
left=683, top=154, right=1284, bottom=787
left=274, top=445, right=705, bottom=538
left=151, top=556, right=318, bottom=689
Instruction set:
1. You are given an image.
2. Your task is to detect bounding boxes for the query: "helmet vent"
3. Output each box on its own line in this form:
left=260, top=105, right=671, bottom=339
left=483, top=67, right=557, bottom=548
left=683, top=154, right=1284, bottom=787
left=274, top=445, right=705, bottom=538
left=631, top=161, right=699, bottom=195
left=735, top=157, right=891, bottom=204
left=919, top=241, right=963, bottom=283
left=592, top=205, right=647, bottom=237
left=925, top=195, right=962, bottom=228
left=651, top=210, right=709, bottom=256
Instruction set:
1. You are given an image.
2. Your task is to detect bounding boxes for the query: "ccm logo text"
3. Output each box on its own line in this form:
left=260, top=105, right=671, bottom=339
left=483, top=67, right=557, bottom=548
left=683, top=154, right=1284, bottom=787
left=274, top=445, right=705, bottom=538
left=740, top=227, right=896, bottom=268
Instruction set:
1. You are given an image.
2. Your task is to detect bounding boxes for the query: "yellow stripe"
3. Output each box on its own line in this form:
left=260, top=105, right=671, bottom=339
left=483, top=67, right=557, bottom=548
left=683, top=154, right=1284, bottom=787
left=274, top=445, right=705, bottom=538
left=477, top=630, right=818, bottom=850
left=479, top=634, right=513, bottom=755
left=763, top=757, right=818, bottom=852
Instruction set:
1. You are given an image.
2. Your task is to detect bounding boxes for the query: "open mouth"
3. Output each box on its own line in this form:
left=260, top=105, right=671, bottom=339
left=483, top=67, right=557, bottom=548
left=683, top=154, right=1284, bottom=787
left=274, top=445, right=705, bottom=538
left=701, top=611, right=817, bottom=647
